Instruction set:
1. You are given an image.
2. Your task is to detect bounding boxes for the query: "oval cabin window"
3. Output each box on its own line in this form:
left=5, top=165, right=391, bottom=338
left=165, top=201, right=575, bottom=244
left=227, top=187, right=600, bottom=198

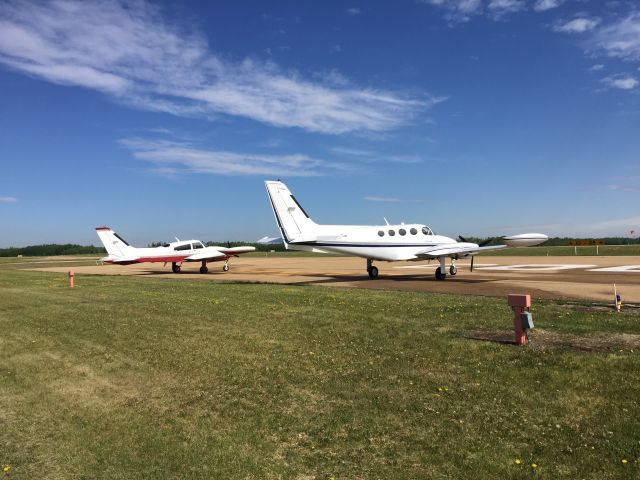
left=388, top=230, right=396, bottom=236
left=378, top=230, right=384, bottom=237
left=399, top=229, right=406, bottom=236
left=410, top=228, right=417, bottom=235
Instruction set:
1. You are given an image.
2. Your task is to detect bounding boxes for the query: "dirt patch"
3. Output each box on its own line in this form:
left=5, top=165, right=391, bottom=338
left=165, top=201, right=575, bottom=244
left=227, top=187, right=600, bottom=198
left=466, top=329, right=640, bottom=352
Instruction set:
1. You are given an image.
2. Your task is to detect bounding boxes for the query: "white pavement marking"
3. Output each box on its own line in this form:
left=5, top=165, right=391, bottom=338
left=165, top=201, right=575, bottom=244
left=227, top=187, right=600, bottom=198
left=476, top=264, right=596, bottom=272
left=588, top=265, right=640, bottom=273
left=393, top=263, right=498, bottom=269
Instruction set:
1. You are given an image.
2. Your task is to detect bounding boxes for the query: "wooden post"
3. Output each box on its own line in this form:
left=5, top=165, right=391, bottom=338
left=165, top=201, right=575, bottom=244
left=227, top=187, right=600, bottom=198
left=508, top=294, right=531, bottom=345
left=69, top=270, right=74, bottom=288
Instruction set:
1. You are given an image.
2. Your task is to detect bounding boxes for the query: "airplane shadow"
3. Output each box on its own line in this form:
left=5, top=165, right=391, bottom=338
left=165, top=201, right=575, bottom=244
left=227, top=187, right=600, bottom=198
left=294, top=273, right=493, bottom=286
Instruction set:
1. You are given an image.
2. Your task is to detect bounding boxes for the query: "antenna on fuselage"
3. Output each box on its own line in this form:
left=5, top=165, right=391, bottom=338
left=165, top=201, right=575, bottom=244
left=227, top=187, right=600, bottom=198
left=175, top=236, right=180, bottom=242
left=383, top=217, right=389, bottom=225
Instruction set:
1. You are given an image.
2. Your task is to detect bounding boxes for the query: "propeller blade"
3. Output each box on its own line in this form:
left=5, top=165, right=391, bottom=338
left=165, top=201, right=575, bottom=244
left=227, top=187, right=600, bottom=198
left=478, top=237, right=494, bottom=247
left=458, top=235, right=468, bottom=243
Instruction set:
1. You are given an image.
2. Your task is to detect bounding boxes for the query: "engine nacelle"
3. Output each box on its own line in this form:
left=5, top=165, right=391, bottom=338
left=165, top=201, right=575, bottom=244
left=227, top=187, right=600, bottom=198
left=502, top=233, right=548, bottom=247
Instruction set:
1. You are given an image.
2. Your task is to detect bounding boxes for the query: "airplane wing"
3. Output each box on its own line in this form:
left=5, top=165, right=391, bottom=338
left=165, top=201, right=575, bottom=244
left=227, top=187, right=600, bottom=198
left=186, top=251, right=226, bottom=261
left=416, top=244, right=506, bottom=258
left=217, top=246, right=256, bottom=255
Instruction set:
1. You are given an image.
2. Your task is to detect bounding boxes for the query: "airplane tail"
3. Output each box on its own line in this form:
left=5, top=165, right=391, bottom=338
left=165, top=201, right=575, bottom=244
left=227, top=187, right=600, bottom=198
left=264, top=180, right=318, bottom=243
left=95, top=227, right=137, bottom=257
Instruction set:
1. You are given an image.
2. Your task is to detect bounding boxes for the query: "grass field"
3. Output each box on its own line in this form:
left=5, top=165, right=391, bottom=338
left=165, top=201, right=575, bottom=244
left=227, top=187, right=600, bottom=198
left=1, top=265, right=640, bottom=479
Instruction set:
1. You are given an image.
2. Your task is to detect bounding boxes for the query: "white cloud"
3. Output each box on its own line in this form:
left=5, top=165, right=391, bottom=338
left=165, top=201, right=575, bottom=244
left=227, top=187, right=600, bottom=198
left=590, top=11, right=640, bottom=61
left=0, top=1, right=439, bottom=135
left=487, top=0, right=526, bottom=20
left=347, top=8, right=361, bottom=15
left=602, top=74, right=639, bottom=90
left=553, top=17, right=601, bottom=34
left=330, top=147, right=422, bottom=164
left=589, top=64, right=604, bottom=71
left=533, top=0, right=564, bottom=12
left=120, top=137, right=350, bottom=177
left=422, top=0, right=483, bottom=23
left=0, top=196, right=17, bottom=203
left=363, top=196, right=400, bottom=202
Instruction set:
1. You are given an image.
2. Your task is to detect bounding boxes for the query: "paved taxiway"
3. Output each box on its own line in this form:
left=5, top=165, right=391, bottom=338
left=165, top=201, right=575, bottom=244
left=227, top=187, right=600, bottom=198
left=31, top=255, right=640, bottom=303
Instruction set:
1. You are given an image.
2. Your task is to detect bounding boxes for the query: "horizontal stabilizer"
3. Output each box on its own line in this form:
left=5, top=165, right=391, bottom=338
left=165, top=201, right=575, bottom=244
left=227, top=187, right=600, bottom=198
left=257, top=236, right=283, bottom=245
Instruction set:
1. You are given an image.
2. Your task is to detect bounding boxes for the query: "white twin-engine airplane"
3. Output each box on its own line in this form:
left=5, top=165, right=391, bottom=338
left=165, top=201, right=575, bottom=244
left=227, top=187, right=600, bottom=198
left=265, top=180, right=548, bottom=280
left=95, top=227, right=255, bottom=273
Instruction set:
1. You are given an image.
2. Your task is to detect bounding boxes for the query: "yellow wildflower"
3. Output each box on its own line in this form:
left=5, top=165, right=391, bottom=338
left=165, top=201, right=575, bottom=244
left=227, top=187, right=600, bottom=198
left=531, top=463, right=538, bottom=469
left=515, top=459, right=521, bottom=465
left=621, top=459, right=628, bottom=464
left=2, top=465, right=9, bottom=472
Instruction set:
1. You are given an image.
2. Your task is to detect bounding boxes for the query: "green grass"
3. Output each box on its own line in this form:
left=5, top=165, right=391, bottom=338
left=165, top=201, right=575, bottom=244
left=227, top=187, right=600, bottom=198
left=1, top=269, right=639, bottom=479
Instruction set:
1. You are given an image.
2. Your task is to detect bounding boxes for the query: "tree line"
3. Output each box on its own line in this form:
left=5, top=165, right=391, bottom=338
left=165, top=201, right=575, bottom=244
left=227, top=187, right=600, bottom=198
left=2, top=237, right=638, bottom=257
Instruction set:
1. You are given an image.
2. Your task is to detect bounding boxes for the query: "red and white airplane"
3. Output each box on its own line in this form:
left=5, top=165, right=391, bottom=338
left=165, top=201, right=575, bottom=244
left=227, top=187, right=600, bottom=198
left=95, top=227, right=255, bottom=273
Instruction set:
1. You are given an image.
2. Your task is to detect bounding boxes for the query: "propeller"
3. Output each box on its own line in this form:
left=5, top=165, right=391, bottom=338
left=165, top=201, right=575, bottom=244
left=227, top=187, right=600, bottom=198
left=458, top=235, right=494, bottom=247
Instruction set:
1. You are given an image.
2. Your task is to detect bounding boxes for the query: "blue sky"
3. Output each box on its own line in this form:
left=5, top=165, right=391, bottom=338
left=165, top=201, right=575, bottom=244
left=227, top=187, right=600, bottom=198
left=1, top=0, right=639, bottom=247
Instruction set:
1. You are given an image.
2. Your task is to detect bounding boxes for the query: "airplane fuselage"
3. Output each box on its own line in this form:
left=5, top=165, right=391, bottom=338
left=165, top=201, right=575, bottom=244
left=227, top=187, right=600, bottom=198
left=285, top=224, right=476, bottom=261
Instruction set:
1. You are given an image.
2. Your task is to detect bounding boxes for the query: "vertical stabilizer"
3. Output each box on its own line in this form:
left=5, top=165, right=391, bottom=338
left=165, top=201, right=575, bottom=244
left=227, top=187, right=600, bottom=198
left=95, top=227, right=136, bottom=257
left=264, top=181, right=318, bottom=242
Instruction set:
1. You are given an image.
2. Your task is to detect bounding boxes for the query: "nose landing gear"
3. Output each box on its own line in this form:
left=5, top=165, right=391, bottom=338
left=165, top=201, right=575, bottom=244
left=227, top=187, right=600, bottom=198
left=171, top=262, right=181, bottom=273
left=222, top=259, right=229, bottom=272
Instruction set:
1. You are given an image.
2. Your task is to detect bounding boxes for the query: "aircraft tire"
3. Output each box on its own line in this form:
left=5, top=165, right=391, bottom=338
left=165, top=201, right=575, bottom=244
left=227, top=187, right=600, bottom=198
left=368, top=266, right=379, bottom=279
left=435, top=267, right=446, bottom=281
left=172, top=263, right=181, bottom=273
left=222, top=263, right=229, bottom=272
left=449, top=265, right=457, bottom=276
left=200, top=266, right=208, bottom=274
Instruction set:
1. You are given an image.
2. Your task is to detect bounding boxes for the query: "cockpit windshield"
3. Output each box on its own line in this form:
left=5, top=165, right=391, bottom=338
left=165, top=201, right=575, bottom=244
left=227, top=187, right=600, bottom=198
left=193, top=242, right=205, bottom=249
left=422, top=226, right=435, bottom=235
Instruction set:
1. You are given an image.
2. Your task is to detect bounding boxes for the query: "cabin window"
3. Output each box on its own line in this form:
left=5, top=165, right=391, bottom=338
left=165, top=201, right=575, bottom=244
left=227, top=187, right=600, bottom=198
left=193, top=242, right=204, bottom=249
left=410, top=228, right=417, bottom=235
left=174, top=244, right=191, bottom=251
left=378, top=230, right=384, bottom=237
left=399, top=228, right=406, bottom=236
left=388, top=230, right=396, bottom=236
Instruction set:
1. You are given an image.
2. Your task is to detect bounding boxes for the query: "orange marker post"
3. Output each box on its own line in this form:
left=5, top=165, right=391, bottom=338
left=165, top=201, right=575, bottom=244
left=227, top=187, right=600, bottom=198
left=69, top=270, right=74, bottom=289
left=508, top=294, right=531, bottom=345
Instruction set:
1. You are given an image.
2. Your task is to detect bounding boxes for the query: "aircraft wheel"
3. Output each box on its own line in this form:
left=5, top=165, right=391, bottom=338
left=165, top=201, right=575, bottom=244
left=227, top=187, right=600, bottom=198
left=200, top=266, right=208, bottom=274
left=368, top=266, right=379, bottom=279
left=222, top=263, right=229, bottom=272
left=435, top=267, right=447, bottom=281
left=172, top=263, right=181, bottom=273
left=449, top=265, right=457, bottom=276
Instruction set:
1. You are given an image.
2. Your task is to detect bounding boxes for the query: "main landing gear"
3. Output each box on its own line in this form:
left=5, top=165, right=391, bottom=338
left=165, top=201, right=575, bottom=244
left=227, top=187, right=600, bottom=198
left=200, top=260, right=208, bottom=274
left=222, top=259, right=229, bottom=272
left=367, top=258, right=379, bottom=279
left=435, top=258, right=457, bottom=280
left=172, top=262, right=181, bottom=273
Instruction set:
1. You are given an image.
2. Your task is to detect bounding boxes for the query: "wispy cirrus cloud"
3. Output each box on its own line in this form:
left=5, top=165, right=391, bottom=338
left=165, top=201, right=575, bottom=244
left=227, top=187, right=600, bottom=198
left=590, top=11, right=640, bottom=61
left=0, top=196, right=18, bottom=203
left=420, top=0, right=483, bottom=24
left=422, top=0, right=525, bottom=23
left=0, top=0, right=440, bottom=135
left=363, top=196, right=400, bottom=202
left=120, top=137, right=347, bottom=177
left=553, top=16, right=601, bottom=34
left=330, top=146, right=422, bottom=164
